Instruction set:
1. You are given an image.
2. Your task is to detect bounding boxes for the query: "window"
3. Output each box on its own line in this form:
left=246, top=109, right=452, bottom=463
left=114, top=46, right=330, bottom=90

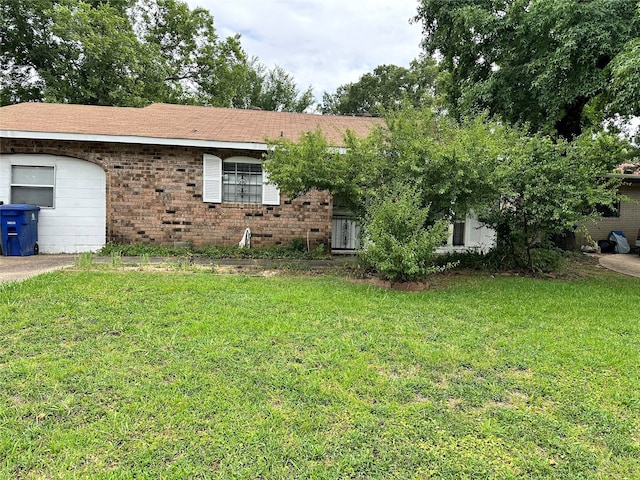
left=223, top=161, right=262, bottom=204
left=596, top=202, right=621, bottom=218
left=11, top=165, right=55, bottom=207
left=452, top=221, right=465, bottom=246
left=203, top=154, right=279, bottom=205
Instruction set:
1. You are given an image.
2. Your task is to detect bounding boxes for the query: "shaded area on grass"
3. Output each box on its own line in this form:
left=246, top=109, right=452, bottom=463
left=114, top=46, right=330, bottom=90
left=1, top=271, right=639, bottom=478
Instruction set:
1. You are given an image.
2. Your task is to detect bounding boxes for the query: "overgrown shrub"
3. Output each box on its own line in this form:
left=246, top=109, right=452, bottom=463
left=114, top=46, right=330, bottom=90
left=288, top=237, right=307, bottom=252
left=359, top=185, right=449, bottom=282
left=528, top=247, right=567, bottom=273
left=478, top=134, right=621, bottom=271
left=434, top=246, right=567, bottom=273
left=433, top=250, right=491, bottom=270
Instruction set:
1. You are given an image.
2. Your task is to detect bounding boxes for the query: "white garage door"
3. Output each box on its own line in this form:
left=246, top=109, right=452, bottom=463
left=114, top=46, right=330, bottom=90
left=0, top=154, right=106, bottom=253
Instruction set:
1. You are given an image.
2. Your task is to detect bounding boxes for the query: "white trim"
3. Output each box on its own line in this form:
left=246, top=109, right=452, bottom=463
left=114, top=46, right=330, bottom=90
left=203, top=154, right=281, bottom=205
left=2, top=130, right=350, bottom=153
left=225, top=155, right=261, bottom=164
left=1, top=130, right=269, bottom=152
left=264, top=144, right=347, bottom=154
left=440, top=212, right=496, bottom=254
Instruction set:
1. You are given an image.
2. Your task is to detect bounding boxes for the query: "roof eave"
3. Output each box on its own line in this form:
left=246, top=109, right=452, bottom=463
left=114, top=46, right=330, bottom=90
left=606, top=173, right=640, bottom=183
left=0, top=129, right=349, bottom=153
left=0, top=130, right=270, bottom=152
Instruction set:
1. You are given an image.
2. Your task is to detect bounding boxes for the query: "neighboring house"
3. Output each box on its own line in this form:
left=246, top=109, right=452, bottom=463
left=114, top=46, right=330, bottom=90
left=0, top=102, right=496, bottom=254
left=580, top=175, right=640, bottom=247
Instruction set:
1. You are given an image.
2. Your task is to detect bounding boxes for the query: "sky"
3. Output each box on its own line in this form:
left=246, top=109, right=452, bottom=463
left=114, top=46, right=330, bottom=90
left=185, top=0, right=424, bottom=107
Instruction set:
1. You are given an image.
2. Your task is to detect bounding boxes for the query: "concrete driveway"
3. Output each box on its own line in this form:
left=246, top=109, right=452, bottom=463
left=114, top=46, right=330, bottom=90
left=598, top=252, right=640, bottom=279
left=0, top=254, right=77, bottom=284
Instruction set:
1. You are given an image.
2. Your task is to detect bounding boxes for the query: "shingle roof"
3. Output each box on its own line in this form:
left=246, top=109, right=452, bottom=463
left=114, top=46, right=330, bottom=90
left=0, top=102, right=382, bottom=148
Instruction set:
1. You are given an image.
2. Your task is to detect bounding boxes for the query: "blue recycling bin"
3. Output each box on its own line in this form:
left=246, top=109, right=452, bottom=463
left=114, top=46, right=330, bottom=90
left=0, top=204, right=41, bottom=256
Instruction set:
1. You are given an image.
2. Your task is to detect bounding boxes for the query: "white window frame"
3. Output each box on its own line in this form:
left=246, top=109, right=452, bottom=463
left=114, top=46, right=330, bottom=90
left=10, top=165, right=56, bottom=208
left=203, top=154, right=279, bottom=205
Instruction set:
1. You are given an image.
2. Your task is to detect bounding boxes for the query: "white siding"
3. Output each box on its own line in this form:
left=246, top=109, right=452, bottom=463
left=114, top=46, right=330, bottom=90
left=438, top=212, right=496, bottom=254
left=0, top=154, right=106, bottom=253
left=464, top=215, right=496, bottom=251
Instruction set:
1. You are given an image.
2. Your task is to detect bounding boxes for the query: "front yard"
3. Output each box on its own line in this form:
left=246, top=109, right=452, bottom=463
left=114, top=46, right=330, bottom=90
left=1, top=267, right=639, bottom=478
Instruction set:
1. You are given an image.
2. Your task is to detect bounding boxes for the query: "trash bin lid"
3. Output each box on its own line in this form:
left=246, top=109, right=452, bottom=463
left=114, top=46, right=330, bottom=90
left=0, top=204, right=41, bottom=212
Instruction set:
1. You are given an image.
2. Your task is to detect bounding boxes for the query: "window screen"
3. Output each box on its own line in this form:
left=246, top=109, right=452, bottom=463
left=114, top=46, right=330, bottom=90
left=222, top=162, right=262, bottom=204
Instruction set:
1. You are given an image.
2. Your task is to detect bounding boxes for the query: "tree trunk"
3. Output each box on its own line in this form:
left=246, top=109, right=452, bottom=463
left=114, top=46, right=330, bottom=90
left=554, top=96, right=589, bottom=140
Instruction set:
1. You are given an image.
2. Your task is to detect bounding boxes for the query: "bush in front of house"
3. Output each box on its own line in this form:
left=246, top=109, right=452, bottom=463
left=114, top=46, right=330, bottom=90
left=358, top=183, right=450, bottom=282
left=434, top=245, right=570, bottom=274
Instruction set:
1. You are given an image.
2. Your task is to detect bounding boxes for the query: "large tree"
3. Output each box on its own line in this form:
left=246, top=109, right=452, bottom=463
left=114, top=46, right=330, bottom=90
left=606, top=37, right=640, bottom=118
left=244, top=64, right=314, bottom=112
left=132, top=0, right=239, bottom=105
left=1, top=0, right=165, bottom=105
left=266, top=109, right=513, bottom=279
left=0, top=0, right=312, bottom=111
left=414, top=0, right=640, bottom=138
left=266, top=109, right=508, bottom=221
left=266, top=106, right=623, bottom=276
left=321, top=56, right=439, bottom=116
left=46, top=1, right=169, bottom=106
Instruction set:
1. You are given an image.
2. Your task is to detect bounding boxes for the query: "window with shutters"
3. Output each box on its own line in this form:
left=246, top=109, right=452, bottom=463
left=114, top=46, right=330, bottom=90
left=223, top=161, right=262, bottom=204
left=203, top=154, right=279, bottom=205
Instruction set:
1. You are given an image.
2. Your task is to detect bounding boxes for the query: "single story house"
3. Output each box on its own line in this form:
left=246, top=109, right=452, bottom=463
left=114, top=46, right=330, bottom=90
left=1, top=102, right=495, bottom=254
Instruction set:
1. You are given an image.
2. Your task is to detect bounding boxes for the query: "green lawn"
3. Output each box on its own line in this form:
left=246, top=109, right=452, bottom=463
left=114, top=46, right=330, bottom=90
left=1, top=267, right=639, bottom=479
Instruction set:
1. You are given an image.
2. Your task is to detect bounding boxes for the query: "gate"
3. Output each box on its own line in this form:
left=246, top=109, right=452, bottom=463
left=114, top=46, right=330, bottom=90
left=331, top=214, right=361, bottom=253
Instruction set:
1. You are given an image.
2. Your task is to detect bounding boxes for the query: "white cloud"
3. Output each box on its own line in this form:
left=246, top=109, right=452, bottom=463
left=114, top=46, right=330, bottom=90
left=186, top=0, right=424, bottom=106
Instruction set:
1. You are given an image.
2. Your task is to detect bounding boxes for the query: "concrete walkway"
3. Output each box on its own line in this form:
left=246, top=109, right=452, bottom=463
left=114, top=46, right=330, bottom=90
left=0, top=254, right=78, bottom=284
left=597, top=252, right=640, bottom=279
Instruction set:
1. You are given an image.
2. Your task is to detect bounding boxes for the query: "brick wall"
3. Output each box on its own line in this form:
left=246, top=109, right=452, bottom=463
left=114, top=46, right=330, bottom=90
left=1, top=139, right=332, bottom=249
left=579, top=183, right=640, bottom=246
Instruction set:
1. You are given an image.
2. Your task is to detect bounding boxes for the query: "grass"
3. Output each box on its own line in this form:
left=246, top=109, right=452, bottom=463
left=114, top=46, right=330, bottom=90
left=1, top=267, right=639, bottom=478
left=97, top=239, right=329, bottom=260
